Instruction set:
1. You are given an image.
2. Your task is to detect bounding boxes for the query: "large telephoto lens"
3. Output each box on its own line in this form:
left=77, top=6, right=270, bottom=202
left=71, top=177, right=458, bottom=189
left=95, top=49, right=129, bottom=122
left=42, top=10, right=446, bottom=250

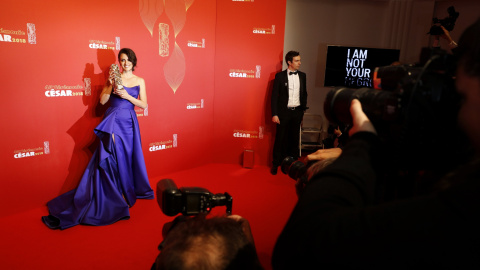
left=323, top=87, right=399, bottom=126
left=281, top=157, right=307, bottom=181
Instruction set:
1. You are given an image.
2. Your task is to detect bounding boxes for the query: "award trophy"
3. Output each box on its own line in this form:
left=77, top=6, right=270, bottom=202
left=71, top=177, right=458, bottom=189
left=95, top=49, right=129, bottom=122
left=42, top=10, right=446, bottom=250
left=109, top=64, right=124, bottom=91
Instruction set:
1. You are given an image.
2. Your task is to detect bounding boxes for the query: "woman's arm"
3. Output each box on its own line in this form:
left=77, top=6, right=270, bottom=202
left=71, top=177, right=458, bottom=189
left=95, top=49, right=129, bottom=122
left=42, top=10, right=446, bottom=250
left=100, top=80, right=113, bottom=105
left=133, top=77, right=148, bottom=109
left=114, top=77, right=148, bottom=109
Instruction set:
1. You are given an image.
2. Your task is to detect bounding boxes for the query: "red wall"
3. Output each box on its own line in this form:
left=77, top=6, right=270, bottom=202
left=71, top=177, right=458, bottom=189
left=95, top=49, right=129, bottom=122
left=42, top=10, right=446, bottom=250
left=214, top=0, right=286, bottom=165
left=0, top=0, right=286, bottom=217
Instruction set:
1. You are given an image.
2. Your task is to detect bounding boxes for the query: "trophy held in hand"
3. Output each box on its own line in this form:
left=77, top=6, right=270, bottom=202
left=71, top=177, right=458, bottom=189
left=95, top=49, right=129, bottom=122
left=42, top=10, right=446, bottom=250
left=109, top=64, right=124, bottom=90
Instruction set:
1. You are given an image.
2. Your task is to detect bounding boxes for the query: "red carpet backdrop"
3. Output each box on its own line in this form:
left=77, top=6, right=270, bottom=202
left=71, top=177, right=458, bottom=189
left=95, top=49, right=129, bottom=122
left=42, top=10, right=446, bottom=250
left=0, top=0, right=286, bottom=217
left=214, top=0, right=286, bottom=165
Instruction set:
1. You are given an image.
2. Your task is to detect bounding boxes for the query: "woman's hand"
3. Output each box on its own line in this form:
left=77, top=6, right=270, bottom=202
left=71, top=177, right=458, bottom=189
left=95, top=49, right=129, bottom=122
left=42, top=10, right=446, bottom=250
left=114, top=88, right=131, bottom=100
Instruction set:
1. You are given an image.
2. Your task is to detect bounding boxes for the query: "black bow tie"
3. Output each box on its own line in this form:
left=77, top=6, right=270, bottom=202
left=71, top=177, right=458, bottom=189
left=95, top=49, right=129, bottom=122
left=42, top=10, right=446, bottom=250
left=289, top=71, right=298, bottom=75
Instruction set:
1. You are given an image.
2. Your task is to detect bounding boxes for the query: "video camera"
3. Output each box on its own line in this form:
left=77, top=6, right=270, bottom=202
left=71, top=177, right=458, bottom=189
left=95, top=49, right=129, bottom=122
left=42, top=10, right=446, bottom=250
left=156, top=179, right=233, bottom=216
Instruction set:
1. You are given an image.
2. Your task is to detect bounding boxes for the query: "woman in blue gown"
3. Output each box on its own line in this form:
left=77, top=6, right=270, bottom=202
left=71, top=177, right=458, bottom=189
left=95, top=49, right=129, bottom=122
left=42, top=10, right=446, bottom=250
left=42, top=48, right=154, bottom=229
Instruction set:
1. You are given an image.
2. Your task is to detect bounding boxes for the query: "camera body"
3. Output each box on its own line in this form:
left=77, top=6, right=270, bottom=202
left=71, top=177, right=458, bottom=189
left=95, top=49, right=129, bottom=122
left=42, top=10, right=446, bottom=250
left=281, top=156, right=317, bottom=183
left=429, top=6, right=459, bottom=35
left=156, top=179, right=233, bottom=216
left=281, top=157, right=307, bottom=181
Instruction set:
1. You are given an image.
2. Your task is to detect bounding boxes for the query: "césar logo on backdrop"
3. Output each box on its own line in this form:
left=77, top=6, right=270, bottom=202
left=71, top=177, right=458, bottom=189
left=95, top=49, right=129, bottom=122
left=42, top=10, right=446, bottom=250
left=149, top=134, right=178, bottom=152
left=186, top=99, right=204, bottom=110
left=44, top=84, right=85, bottom=97
left=229, top=65, right=261, bottom=79
left=0, top=23, right=36, bottom=44
left=88, top=37, right=120, bottom=50
left=13, top=141, right=50, bottom=159
left=233, top=127, right=264, bottom=139
left=187, top=39, right=205, bottom=48
left=135, top=107, right=148, bottom=117
left=253, top=25, right=275, bottom=35
left=232, top=0, right=254, bottom=2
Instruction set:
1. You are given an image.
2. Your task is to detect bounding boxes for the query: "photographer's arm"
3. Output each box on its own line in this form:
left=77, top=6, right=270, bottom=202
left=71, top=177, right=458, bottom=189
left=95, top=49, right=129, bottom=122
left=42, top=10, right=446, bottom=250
left=433, top=25, right=458, bottom=49
left=273, top=131, right=382, bottom=269
left=273, top=100, right=381, bottom=268
left=306, top=147, right=342, bottom=162
left=440, top=25, right=458, bottom=49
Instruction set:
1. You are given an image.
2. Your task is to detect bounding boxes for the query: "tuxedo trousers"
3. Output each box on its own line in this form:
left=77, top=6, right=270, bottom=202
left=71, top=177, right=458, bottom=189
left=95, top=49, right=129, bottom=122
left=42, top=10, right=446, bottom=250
left=272, top=108, right=304, bottom=167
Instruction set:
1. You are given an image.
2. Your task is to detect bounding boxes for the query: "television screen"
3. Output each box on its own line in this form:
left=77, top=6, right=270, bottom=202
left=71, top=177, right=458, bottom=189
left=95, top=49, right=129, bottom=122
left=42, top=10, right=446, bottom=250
left=324, top=46, right=400, bottom=88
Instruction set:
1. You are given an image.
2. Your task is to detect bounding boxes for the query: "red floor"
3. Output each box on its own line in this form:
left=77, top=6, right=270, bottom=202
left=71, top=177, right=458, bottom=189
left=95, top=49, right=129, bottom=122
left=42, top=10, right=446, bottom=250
left=0, top=164, right=298, bottom=270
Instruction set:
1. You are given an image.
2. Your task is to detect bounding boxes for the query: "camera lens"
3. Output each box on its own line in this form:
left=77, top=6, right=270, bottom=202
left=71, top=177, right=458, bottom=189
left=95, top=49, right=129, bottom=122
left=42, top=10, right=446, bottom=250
left=280, top=157, right=295, bottom=175
left=324, top=87, right=399, bottom=126
left=281, top=157, right=307, bottom=181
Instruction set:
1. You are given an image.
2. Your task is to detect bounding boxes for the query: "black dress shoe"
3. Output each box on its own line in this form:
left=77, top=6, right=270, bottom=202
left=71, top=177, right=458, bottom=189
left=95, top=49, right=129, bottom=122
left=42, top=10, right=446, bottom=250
left=270, top=166, right=278, bottom=175
left=42, top=215, right=61, bottom=229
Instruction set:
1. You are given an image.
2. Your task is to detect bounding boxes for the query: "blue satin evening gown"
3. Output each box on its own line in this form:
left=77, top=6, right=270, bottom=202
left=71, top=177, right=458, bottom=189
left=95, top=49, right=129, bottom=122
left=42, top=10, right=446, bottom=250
left=42, top=85, right=154, bottom=229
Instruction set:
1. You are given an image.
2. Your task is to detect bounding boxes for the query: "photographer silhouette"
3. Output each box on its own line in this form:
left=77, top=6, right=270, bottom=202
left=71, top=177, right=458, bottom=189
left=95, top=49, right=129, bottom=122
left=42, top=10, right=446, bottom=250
left=153, top=214, right=262, bottom=270
left=273, top=18, right=480, bottom=269
left=152, top=180, right=262, bottom=270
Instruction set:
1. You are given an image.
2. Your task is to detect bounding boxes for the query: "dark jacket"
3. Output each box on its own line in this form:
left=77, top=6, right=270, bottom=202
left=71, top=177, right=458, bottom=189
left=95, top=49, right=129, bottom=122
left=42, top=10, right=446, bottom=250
left=271, top=69, right=307, bottom=117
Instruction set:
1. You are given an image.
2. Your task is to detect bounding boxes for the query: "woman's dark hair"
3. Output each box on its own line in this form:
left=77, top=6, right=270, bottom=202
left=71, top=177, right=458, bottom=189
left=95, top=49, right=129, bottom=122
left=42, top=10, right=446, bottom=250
left=456, top=18, right=480, bottom=78
left=118, top=48, right=137, bottom=71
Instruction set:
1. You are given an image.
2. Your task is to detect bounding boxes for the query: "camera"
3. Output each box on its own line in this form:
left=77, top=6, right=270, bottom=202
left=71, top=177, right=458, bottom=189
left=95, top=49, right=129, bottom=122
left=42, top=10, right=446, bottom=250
left=323, top=48, right=467, bottom=172
left=156, top=179, right=233, bottom=216
left=281, top=155, right=339, bottom=183
left=281, top=157, right=314, bottom=183
left=428, top=6, right=459, bottom=35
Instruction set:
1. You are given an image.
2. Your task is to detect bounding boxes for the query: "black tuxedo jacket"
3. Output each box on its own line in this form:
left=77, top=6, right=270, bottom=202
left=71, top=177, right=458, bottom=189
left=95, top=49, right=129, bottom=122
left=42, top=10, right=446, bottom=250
left=271, top=69, right=307, bottom=117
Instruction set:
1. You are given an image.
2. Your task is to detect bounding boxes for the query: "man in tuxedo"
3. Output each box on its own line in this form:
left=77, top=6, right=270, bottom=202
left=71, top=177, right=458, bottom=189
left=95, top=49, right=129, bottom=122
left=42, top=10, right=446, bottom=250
left=271, top=51, right=308, bottom=175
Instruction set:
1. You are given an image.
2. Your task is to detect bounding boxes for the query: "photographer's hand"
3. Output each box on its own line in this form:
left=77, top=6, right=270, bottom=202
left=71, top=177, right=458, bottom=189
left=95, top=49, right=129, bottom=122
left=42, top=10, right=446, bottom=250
left=298, top=150, right=340, bottom=198
left=348, top=99, right=377, bottom=136
left=306, top=148, right=342, bottom=162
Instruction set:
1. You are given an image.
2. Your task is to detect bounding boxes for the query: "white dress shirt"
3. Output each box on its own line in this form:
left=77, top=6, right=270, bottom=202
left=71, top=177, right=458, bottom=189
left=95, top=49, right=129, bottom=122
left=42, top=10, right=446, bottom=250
left=287, top=70, right=301, bottom=108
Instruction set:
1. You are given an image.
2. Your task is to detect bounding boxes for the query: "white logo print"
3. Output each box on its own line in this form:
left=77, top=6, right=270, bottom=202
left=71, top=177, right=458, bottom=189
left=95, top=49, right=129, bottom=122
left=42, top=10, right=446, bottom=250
left=44, top=141, right=50, bottom=154
left=27, top=23, right=36, bottom=44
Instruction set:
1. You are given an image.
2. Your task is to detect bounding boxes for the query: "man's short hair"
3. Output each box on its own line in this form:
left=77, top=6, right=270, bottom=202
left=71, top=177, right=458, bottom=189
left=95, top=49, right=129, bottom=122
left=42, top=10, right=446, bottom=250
left=155, top=215, right=262, bottom=270
left=285, top=51, right=300, bottom=66
left=456, top=18, right=480, bottom=78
